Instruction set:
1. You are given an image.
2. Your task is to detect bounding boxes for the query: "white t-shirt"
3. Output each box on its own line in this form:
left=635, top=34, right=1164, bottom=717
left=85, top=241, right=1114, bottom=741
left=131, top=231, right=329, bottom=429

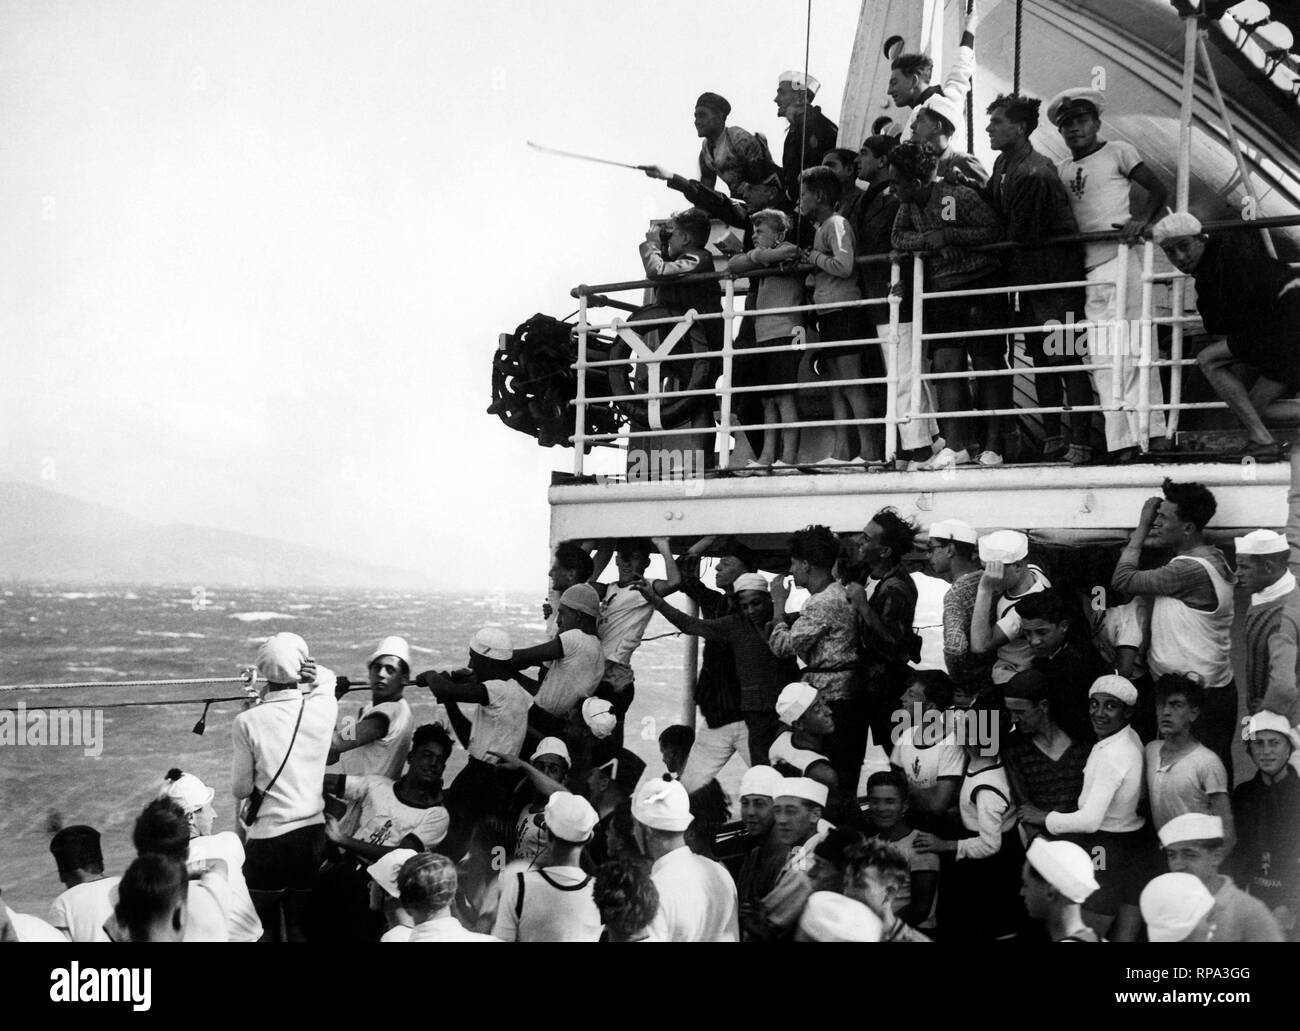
left=535, top=629, right=603, bottom=716
left=7, top=907, right=65, bottom=942
left=492, top=866, right=602, bottom=942
left=598, top=583, right=656, bottom=666
left=1046, top=726, right=1145, bottom=836
left=1057, top=140, right=1143, bottom=271
left=104, top=871, right=233, bottom=942
left=340, top=698, right=414, bottom=780
left=188, top=832, right=262, bottom=942
left=513, top=805, right=549, bottom=867
left=994, top=566, right=1052, bottom=675
left=769, top=731, right=832, bottom=778
left=649, top=846, right=740, bottom=942
left=48, top=877, right=120, bottom=943
left=1144, top=741, right=1229, bottom=831
left=891, top=724, right=966, bottom=793
left=1094, top=599, right=1149, bottom=680
left=467, top=679, right=532, bottom=761
left=406, top=915, right=499, bottom=942
left=343, top=775, right=450, bottom=850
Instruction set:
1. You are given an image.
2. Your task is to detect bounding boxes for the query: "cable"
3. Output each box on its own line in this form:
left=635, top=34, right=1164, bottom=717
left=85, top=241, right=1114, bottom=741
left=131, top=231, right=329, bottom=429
left=1013, top=0, right=1024, bottom=95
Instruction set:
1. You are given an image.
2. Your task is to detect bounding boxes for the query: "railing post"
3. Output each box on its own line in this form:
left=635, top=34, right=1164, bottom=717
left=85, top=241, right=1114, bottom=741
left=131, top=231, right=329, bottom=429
left=1176, top=13, right=1196, bottom=212
left=680, top=595, right=699, bottom=727
left=719, top=278, right=735, bottom=470
left=884, top=261, right=901, bottom=462
left=910, top=254, right=925, bottom=419
left=1138, top=241, right=1155, bottom=448
left=1111, top=242, right=1128, bottom=421
left=574, top=292, right=588, bottom=476
left=1169, top=273, right=1186, bottom=437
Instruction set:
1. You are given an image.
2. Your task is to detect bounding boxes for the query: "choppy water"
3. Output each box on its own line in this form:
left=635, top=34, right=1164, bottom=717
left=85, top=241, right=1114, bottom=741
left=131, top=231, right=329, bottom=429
left=0, top=583, right=708, bottom=915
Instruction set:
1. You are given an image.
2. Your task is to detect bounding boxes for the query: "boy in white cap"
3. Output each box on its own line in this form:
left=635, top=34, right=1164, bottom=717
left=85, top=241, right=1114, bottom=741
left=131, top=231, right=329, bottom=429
left=794, top=891, right=883, bottom=942
left=633, top=776, right=739, bottom=941
left=1018, top=675, right=1148, bottom=941
left=1153, top=210, right=1300, bottom=461
left=637, top=567, right=798, bottom=781
left=508, top=582, right=604, bottom=744
left=366, top=846, right=418, bottom=941
left=157, top=768, right=262, bottom=942
left=1237, top=529, right=1300, bottom=726
left=911, top=94, right=988, bottom=189
left=493, top=791, right=601, bottom=942
left=735, top=765, right=790, bottom=933
left=772, top=69, right=838, bottom=210
left=232, top=631, right=338, bottom=942
left=928, top=518, right=993, bottom=695
left=769, top=681, right=838, bottom=794
left=1048, top=85, right=1169, bottom=460
left=1140, top=872, right=1215, bottom=942
left=1229, top=712, right=1300, bottom=937
left=1160, top=812, right=1283, bottom=942
left=1020, top=837, right=1101, bottom=942
left=490, top=737, right=572, bottom=868
left=756, top=777, right=832, bottom=940
left=1113, top=479, right=1238, bottom=779
left=423, top=626, right=534, bottom=825
left=886, top=0, right=979, bottom=139
left=970, top=530, right=1052, bottom=682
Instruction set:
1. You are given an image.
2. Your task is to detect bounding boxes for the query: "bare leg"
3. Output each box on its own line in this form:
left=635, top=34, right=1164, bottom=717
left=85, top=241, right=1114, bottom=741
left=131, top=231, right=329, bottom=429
left=1197, top=341, right=1275, bottom=445
left=931, top=346, right=975, bottom=453
left=776, top=393, right=800, bottom=463
left=758, top=398, right=779, bottom=465
left=971, top=350, right=1010, bottom=456
left=831, top=354, right=880, bottom=461
left=828, top=386, right=852, bottom=460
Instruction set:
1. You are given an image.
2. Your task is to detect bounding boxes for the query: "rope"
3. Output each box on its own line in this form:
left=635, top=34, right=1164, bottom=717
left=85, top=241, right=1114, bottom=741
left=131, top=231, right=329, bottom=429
left=793, top=0, right=814, bottom=243
left=0, top=695, right=247, bottom=715
left=0, top=675, right=254, bottom=694
left=1013, top=0, right=1024, bottom=95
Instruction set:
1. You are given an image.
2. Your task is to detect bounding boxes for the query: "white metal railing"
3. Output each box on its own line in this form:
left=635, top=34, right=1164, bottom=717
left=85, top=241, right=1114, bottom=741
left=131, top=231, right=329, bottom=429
left=565, top=216, right=1300, bottom=477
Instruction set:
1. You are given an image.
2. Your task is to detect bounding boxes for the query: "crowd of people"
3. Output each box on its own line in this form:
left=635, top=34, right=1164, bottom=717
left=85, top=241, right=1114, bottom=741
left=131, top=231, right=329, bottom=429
left=633, top=0, right=1299, bottom=472
left=5, top=481, right=1297, bottom=943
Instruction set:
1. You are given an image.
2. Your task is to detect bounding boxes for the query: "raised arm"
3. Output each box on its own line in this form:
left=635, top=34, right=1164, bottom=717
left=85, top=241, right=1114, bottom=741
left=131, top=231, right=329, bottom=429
left=970, top=564, right=1011, bottom=655
left=488, top=751, right=566, bottom=798
left=649, top=536, right=682, bottom=596
left=636, top=582, right=729, bottom=640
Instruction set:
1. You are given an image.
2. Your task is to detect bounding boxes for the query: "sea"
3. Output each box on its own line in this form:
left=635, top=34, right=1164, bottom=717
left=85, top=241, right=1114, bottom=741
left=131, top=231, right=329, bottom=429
left=0, top=579, right=946, bottom=916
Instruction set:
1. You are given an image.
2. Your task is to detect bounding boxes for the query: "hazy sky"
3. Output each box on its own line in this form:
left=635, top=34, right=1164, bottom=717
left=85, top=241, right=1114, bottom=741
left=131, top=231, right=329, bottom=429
left=1, top=0, right=861, bottom=590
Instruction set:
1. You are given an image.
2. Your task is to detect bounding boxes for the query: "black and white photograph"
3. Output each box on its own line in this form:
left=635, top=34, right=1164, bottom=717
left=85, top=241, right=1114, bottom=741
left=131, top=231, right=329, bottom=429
left=1, top=0, right=1297, bottom=999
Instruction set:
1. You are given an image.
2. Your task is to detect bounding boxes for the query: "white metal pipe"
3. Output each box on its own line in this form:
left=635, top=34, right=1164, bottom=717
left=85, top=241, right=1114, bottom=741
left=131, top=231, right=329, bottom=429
left=1139, top=241, right=1155, bottom=445
left=719, top=279, right=735, bottom=470
left=573, top=293, right=589, bottom=475
left=1177, top=14, right=1196, bottom=212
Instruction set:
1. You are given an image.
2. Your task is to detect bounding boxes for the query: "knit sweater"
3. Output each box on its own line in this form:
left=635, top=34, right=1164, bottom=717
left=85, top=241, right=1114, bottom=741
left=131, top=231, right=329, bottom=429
left=1242, top=585, right=1300, bottom=724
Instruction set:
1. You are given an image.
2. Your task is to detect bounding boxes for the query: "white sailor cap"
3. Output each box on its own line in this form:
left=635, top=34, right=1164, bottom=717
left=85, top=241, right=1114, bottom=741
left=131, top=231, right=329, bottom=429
left=470, top=626, right=513, bottom=660
left=930, top=518, right=978, bottom=546
left=157, top=771, right=215, bottom=814
left=796, top=892, right=883, bottom=942
left=581, top=697, right=617, bottom=740
left=1045, top=87, right=1105, bottom=126
left=778, top=70, right=821, bottom=94
left=734, top=573, right=771, bottom=595
left=256, top=632, right=309, bottom=685
left=918, top=92, right=963, bottom=135
left=776, top=681, right=818, bottom=725
left=632, top=776, right=694, bottom=832
left=368, top=635, right=412, bottom=670
left=978, top=530, right=1028, bottom=564
left=1089, top=674, right=1138, bottom=707
left=1158, top=813, right=1225, bottom=847
left=1242, top=710, right=1298, bottom=750
left=367, top=848, right=421, bottom=899
left=1152, top=212, right=1203, bottom=244
left=534, top=737, right=572, bottom=766
left=776, top=776, right=828, bottom=808
left=739, top=765, right=784, bottom=799
left=544, top=791, right=599, bottom=843
left=1026, top=837, right=1099, bottom=904
left=1234, top=529, right=1289, bottom=556
left=1140, top=873, right=1215, bottom=942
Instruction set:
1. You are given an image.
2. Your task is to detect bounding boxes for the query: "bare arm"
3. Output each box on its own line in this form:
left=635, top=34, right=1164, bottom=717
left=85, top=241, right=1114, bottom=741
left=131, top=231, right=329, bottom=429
left=969, top=573, right=1009, bottom=655
left=1125, top=163, right=1168, bottom=237
left=510, top=637, right=566, bottom=668
left=649, top=536, right=682, bottom=596
left=488, top=751, right=566, bottom=798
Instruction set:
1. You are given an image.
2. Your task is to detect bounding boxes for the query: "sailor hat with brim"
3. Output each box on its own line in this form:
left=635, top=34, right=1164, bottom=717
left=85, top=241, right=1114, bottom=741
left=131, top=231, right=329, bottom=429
left=1046, top=87, right=1105, bottom=126
left=1027, top=837, right=1099, bottom=904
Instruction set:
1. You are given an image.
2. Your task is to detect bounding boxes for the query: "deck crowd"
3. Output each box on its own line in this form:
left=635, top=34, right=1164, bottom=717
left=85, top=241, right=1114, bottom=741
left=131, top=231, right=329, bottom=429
left=633, top=0, right=1299, bottom=472
left=5, top=474, right=1299, bottom=944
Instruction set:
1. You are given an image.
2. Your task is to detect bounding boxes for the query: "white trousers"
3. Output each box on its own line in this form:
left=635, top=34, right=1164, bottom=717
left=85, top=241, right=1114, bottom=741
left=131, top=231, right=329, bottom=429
left=890, top=322, right=940, bottom=451
left=679, top=719, right=750, bottom=793
left=1083, top=254, right=1167, bottom=451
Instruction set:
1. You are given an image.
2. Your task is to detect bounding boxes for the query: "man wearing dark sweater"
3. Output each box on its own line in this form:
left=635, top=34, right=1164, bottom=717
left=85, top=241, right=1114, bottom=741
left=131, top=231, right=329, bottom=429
left=1236, top=528, right=1300, bottom=726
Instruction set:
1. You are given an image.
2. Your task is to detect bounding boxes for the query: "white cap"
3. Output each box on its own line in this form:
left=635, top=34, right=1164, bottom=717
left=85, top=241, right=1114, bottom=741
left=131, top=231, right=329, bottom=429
left=1089, top=674, right=1138, bottom=707
left=544, top=791, right=599, bottom=843
left=1242, top=710, right=1298, bottom=750
left=1158, top=813, right=1225, bottom=847
left=559, top=583, right=601, bottom=617
left=368, top=635, right=412, bottom=670
left=157, top=771, right=215, bottom=814
left=739, top=765, right=784, bottom=799
left=978, top=530, right=1028, bottom=564
left=796, top=892, right=883, bottom=942
left=778, top=70, right=821, bottom=94
left=632, top=777, right=694, bottom=832
left=929, top=518, right=978, bottom=546
left=776, top=776, right=828, bottom=808
left=1045, top=86, right=1105, bottom=126
left=1140, top=873, right=1215, bottom=942
left=581, top=697, right=617, bottom=739
left=256, top=632, right=309, bottom=685
left=534, top=737, right=571, bottom=766
left=776, top=682, right=818, bottom=725
left=367, top=848, right=421, bottom=899
left=918, top=92, right=963, bottom=135
left=733, top=573, right=770, bottom=595
left=6, top=908, right=66, bottom=943
left=470, top=626, right=513, bottom=660
left=1152, top=212, right=1203, bottom=244
left=1234, top=529, right=1289, bottom=556
left=1026, top=838, right=1099, bottom=904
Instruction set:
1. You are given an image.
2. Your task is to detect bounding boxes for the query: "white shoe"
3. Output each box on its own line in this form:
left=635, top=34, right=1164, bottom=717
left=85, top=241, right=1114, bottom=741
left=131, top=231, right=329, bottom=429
left=814, top=456, right=850, bottom=468
left=930, top=436, right=946, bottom=456
left=770, top=459, right=799, bottom=475
left=977, top=450, right=1004, bottom=467
left=733, top=459, right=766, bottom=477
left=919, top=447, right=971, bottom=471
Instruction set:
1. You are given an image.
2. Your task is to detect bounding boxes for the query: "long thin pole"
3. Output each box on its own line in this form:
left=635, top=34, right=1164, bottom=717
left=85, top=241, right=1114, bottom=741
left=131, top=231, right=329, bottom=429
left=1176, top=14, right=1197, bottom=212
left=679, top=596, right=698, bottom=727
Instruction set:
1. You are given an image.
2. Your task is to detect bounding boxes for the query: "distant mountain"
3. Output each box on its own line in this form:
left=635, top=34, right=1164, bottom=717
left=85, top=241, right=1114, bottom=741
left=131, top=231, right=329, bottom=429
left=0, top=481, right=433, bottom=589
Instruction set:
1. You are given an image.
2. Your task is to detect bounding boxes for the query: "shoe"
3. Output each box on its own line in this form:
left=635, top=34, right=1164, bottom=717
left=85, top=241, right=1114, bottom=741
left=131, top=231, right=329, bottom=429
left=733, top=459, right=767, bottom=477
left=976, top=450, right=1004, bottom=467
left=814, top=456, right=850, bottom=466
left=1235, top=439, right=1289, bottom=463
left=1040, top=434, right=1067, bottom=461
left=1065, top=445, right=1092, bottom=466
left=929, top=436, right=946, bottom=456
left=919, top=447, right=972, bottom=471
left=770, top=459, right=799, bottom=475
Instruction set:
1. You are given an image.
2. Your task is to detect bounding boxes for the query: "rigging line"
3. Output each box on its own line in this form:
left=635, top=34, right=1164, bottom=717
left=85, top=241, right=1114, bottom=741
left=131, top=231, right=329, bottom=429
left=0, top=675, right=253, bottom=694
left=1013, top=0, right=1024, bottom=95
left=794, top=0, right=813, bottom=242
left=1, top=695, right=248, bottom=714
left=966, top=0, right=975, bottom=153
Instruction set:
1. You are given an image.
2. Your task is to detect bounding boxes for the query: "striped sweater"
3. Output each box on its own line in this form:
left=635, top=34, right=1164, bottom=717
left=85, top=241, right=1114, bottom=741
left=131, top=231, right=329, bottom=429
left=1242, top=586, right=1300, bottom=724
